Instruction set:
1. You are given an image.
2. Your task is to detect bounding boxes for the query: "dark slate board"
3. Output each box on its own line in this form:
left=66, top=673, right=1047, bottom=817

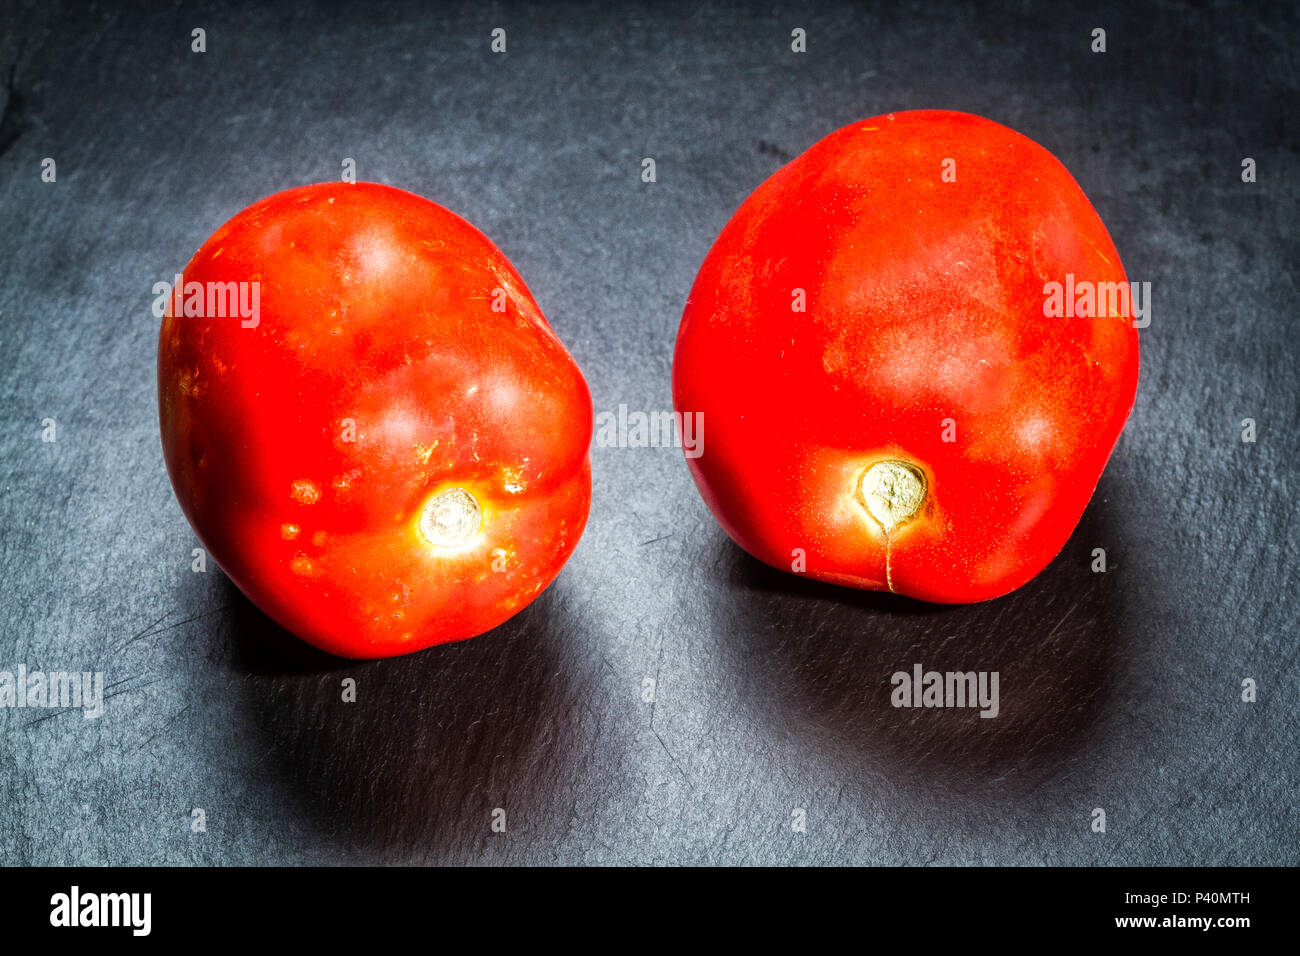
left=0, top=0, right=1295, bottom=865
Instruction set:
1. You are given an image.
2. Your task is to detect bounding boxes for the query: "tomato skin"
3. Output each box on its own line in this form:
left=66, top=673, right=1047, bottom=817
left=673, top=111, right=1139, bottom=603
left=159, top=182, right=592, bottom=658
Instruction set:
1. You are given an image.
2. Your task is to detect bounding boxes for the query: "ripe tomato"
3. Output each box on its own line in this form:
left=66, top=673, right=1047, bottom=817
left=159, top=182, right=592, bottom=657
left=673, top=110, right=1139, bottom=603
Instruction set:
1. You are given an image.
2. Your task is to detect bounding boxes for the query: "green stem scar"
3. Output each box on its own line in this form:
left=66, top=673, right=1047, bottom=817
left=856, top=460, right=927, bottom=592
left=419, top=487, right=481, bottom=548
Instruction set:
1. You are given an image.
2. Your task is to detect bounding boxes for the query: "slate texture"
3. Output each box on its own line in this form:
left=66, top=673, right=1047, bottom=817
left=0, top=0, right=1296, bottom=865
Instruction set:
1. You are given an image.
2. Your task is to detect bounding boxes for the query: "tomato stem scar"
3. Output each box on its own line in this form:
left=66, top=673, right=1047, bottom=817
left=856, top=460, right=927, bottom=592
left=419, top=487, right=481, bottom=548
left=858, top=460, right=927, bottom=532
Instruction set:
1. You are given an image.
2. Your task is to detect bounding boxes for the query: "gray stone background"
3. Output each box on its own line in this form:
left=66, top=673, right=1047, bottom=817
left=0, top=0, right=1295, bottom=864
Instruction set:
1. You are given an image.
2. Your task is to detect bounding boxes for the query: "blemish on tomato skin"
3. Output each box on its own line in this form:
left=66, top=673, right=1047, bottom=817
left=281, top=522, right=300, bottom=540
left=500, top=464, right=526, bottom=494
left=291, top=479, right=320, bottom=504
left=289, top=553, right=318, bottom=576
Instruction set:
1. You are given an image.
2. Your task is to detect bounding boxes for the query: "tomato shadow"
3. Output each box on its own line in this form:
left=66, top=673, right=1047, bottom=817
left=704, top=494, right=1130, bottom=800
left=220, top=576, right=588, bottom=861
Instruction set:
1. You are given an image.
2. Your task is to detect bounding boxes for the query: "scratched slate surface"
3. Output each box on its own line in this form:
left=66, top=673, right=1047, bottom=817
left=0, top=0, right=1296, bottom=866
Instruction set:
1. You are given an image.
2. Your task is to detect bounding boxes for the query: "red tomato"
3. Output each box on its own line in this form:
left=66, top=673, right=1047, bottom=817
left=673, top=111, right=1139, bottom=603
left=159, top=182, right=592, bottom=657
